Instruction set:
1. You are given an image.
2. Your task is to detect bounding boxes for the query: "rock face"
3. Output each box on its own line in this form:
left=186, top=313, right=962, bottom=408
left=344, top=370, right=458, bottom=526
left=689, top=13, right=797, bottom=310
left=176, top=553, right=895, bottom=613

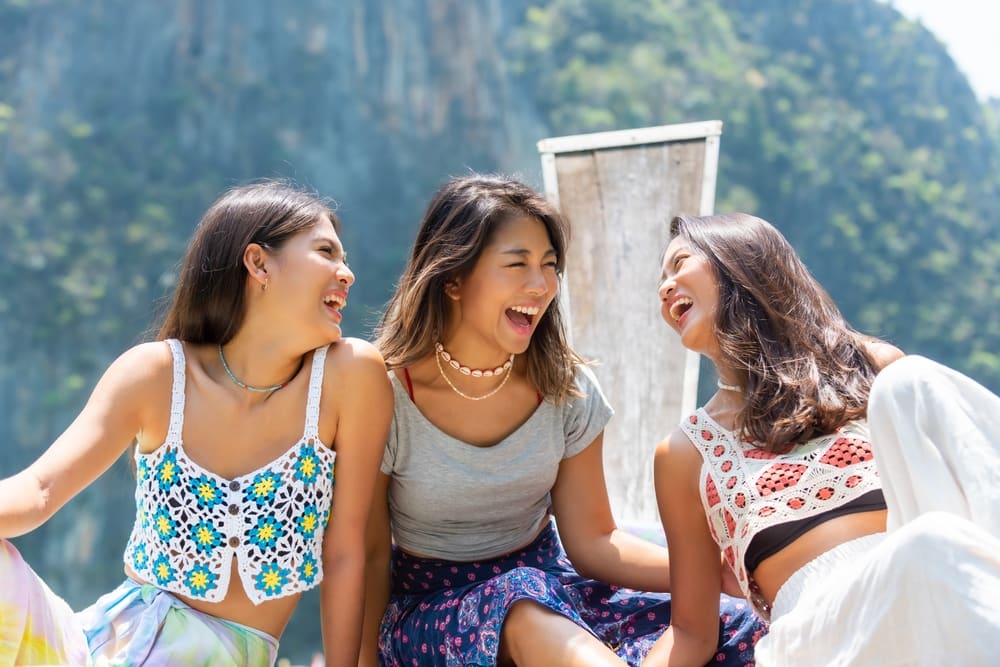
left=0, top=1, right=539, bottom=656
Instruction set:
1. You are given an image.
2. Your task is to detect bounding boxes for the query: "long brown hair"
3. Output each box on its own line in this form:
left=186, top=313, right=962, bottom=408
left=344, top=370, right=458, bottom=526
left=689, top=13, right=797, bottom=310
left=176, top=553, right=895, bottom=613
left=375, top=174, right=583, bottom=401
left=158, top=180, right=339, bottom=343
left=670, top=213, right=879, bottom=451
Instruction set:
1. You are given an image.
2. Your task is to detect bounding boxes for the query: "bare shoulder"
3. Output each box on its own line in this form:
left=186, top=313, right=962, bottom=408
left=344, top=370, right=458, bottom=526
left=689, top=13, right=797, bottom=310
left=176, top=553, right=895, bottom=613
left=654, top=426, right=703, bottom=483
left=101, top=340, right=174, bottom=392
left=324, top=337, right=388, bottom=376
left=861, top=337, right=905, bottom=370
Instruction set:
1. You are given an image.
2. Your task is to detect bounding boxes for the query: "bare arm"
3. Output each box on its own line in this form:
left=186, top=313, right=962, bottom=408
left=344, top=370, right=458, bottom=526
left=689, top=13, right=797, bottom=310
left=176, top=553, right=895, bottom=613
left=359, top=471, right=392, bottom=667
left=0, top=343, right=167, bottom=538
left=319, top=340, right=393, bottom=667
left=550, top=432, right=672, bottom=593
left=644, top=429, right=722, bottom=667
left=862, top=337, right=904, bottom=370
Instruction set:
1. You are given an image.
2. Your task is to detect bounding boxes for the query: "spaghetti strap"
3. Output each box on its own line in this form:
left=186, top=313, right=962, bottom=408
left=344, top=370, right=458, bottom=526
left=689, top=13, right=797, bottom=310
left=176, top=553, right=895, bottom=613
left=164, top=339, right=186, bottom=446
left=303, top=346, right=329, bottom=439
left=403, top=368, right=415, bottom=402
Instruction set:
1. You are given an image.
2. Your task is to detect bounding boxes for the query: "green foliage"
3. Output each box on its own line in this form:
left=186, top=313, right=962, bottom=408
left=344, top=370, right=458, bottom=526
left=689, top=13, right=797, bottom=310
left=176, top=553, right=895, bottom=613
left=2, top=0, right=999, bottom=661
left=511, top=0, right=1000, bottom=390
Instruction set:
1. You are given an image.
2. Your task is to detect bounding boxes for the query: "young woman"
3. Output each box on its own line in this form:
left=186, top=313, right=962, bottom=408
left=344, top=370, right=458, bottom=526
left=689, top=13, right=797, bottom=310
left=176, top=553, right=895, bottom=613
left=647, top=212, right=1000, bottom=666
left=0, top=181, right=393, bottom=666
left=362, top=175, right=762, bottom=667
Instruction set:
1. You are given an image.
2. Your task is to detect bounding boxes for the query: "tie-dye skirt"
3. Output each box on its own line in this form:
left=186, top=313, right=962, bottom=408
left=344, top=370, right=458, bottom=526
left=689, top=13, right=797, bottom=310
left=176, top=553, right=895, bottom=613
left=0, top=539, right=278, bottom=666
left=378, top=521, right=764, bottom=666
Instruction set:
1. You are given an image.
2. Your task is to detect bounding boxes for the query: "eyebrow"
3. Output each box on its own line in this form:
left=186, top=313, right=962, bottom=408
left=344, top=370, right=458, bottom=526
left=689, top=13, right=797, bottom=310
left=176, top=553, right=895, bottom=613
left=500, top=247, right=558, bottom=257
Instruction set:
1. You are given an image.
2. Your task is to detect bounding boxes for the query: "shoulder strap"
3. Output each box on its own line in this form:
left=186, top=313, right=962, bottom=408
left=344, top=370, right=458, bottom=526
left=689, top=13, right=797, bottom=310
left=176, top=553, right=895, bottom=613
left=303, top=345, right=329, bottom=438
left=164, top=339, right=186, bottom=445
left=402, top=367, right=415, bottom=402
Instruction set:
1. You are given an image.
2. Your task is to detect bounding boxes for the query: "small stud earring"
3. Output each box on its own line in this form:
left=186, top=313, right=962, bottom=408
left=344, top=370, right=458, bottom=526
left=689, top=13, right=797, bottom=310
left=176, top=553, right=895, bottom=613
left=262, top=279, right=269, bottom=292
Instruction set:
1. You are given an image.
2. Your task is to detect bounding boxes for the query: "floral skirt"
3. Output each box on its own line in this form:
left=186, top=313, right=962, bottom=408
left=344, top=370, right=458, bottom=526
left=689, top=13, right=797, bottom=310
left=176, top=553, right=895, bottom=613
left=378, top=522, right=763, bottom=666
left=0, top=539, right=278, bottom=667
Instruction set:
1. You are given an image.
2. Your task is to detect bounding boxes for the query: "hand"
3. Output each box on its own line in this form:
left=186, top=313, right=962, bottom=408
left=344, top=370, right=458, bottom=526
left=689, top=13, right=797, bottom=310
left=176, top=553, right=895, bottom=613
left=721, top=559, right=744, bottom=598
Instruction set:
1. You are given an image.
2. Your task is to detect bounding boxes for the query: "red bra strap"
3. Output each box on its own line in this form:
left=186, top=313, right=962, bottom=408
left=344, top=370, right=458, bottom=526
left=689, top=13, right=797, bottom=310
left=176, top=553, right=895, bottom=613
left=403, top=367, right=415, bottom=403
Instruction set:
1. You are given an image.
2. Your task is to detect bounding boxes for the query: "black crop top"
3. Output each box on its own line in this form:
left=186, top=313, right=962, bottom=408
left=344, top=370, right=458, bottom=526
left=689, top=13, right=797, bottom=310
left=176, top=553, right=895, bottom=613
left=744, top=489, right=887, bottom=572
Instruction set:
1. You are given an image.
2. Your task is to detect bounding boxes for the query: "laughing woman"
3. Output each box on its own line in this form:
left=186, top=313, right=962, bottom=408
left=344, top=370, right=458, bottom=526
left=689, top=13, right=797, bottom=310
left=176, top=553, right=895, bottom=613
left=0, top=181, right=393, bottom=666
left=646, top=213, right=1000, bottom=666
left=362, top=175, right=762, bottom=667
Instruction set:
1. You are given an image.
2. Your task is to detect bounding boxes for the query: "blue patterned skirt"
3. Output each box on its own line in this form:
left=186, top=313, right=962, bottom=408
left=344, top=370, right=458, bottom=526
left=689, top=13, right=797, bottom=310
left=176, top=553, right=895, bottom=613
left=378, top=522, right=763, bottom=666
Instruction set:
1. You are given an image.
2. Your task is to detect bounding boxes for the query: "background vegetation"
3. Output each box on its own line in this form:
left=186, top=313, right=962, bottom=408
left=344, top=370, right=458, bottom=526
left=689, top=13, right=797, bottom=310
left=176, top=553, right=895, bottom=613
left=2, top=0, right=997, bottom=660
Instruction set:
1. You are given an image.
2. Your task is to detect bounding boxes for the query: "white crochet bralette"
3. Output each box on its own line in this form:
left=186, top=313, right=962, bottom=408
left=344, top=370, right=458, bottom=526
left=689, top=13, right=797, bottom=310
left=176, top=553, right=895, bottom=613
left=123, top=339, right=336, bottom=604
left=681, top=408, right=880, bottom=620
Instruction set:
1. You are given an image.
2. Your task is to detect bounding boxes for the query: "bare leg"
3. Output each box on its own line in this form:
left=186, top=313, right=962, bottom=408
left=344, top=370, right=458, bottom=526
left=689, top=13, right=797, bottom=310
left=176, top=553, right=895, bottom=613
left=497, top=599, right=625, bottom=667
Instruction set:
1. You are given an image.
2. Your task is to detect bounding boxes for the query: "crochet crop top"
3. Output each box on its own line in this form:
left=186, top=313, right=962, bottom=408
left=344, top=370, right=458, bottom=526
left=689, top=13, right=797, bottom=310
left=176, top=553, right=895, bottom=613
left=123, top=339, right=336, bottom=604
left=681, top=408, right=881, bottom=619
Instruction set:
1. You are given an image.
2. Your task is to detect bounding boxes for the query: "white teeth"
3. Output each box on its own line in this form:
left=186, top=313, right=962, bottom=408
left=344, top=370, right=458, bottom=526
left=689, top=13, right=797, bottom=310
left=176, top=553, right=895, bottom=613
left=510, top=305, right=540, bottom=315
left=669, top=297, right=693, bottom=322
left=323, top=294, right=346, bottom=308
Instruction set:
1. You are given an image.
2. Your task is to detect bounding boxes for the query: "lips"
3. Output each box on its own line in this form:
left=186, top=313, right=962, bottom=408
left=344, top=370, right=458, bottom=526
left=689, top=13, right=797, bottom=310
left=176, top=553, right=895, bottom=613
left=323, top=290, right=347, bottom=323
left=666, top=295, right=693, bottom=324
left=506, top=304, right=542, bottom=333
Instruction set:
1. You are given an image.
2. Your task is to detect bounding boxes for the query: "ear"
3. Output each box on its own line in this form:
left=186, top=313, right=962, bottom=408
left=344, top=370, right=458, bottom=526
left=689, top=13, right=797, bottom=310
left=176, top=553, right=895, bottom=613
left=243, top=243, right=270, bottom=290
left=444, top=277, right=462, bottom=301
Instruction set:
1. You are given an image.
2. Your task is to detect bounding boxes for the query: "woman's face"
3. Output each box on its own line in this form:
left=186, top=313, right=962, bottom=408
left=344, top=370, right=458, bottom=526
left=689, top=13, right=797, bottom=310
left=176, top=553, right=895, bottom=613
left=449, top=215, right=559, bottom=355
left=658, top=235, right=721, bottom=359
left=267, top=214, right=355, bottom=344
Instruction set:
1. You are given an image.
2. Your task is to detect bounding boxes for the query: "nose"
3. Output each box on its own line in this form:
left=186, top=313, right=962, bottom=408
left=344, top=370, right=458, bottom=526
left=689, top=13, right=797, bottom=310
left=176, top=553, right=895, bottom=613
left=337, top=261, right=355, bottom=287
left=658, top=277, right=674, bottom=301
left=525, top=266, right=551, bottom=296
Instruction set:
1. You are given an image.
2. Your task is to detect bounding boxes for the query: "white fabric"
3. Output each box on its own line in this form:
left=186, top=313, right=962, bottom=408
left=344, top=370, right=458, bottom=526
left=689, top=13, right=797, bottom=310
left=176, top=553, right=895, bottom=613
left=756, top=356, right=1000, bottom=666
left=123, top=340, right=336, bottom=604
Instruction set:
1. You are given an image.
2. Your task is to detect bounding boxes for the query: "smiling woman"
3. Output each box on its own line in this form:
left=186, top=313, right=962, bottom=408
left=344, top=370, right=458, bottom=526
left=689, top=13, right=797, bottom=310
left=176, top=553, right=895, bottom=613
left=361, top=174, right=763, bottom=667
left=0, top=180, right=393, bottom=667
left=647, top=212, right=1000, bottom=667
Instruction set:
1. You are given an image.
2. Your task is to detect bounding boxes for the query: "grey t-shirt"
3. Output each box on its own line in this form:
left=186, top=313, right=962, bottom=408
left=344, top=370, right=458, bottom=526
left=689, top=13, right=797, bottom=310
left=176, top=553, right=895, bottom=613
left=380, top=364, right=614, bottom=561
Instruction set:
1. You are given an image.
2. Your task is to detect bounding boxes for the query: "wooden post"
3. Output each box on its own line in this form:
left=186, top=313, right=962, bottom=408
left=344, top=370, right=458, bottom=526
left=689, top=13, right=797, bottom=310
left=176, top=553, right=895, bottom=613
left=538, top=121, right=722, bottom=524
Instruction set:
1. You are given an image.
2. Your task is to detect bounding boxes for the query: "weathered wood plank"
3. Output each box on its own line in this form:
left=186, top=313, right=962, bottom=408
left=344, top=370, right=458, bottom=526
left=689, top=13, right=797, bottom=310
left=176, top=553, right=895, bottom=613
left=540, top=125, right=720, bottom=523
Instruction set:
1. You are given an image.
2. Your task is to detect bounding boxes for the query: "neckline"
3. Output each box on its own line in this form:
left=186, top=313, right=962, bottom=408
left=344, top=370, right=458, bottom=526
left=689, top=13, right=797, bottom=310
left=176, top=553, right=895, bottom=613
left=144, top=339, right=335, bottom=483
left=389, top=371, right=548, bottom=450
left=138, top=432, right=334, bottom=485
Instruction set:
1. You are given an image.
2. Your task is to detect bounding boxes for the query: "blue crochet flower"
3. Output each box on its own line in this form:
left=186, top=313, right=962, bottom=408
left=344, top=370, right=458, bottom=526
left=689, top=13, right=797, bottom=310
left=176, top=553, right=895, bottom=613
left=189, top=475, right=224, bottom=509
left=249, top=514, right=285, bottom=550
left=294, top=445, right=320, bottom=484
left=296, top=504, right=320, bottom=539
left=156, top=449, right=180, bottom=492
left=190, top=520, right=223, bottom=554
left=245, top=471, right=283, bottom=507
left=255, top=562, right=290, bottom=597
left=185, top=563, right=219, bottom=597
left=151, top=554, right=176, bottom=585
left=298, top=553, right=318, bottom=586
left=131, top=543, right=148, bottom=570
left=137, top=458, right=149, bottom=485
left=152, top=507, right=177, bottom=542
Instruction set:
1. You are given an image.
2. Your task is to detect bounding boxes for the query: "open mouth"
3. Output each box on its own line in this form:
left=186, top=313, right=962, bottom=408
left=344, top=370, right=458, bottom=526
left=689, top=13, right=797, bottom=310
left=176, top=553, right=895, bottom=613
left=669, top=297, right=693, bottom=322
left=506, top=304, right=540, bottom=330
left=323, top=293, right=346, bottom=320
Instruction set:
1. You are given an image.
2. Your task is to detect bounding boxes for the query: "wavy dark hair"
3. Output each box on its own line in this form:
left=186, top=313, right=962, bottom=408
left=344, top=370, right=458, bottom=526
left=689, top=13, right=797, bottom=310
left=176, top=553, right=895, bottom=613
left=158, top=180, right=339, bottom=343
left=670, top=213, right=879, bottom=451
left=375, top=174, right=583, bottom=401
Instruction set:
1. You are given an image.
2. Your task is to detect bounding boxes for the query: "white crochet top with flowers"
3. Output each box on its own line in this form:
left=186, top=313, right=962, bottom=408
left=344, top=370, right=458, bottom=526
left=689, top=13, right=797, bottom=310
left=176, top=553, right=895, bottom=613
left=123, top=339, right=336, bottom=604
left=680, top=408, right=880, bottom=620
